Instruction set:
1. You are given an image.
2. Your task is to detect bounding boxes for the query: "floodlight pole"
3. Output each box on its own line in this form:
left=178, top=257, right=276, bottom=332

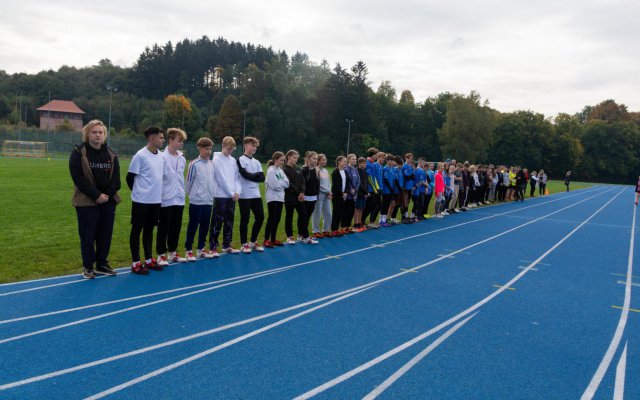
left=345, top=118, right=353, bottom=154
left=106, top=84, right=117, bottom=146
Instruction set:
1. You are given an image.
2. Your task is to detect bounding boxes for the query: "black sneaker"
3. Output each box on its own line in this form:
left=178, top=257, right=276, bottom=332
left=95, top=263, right=117, bottom=276
left=82, top=266, right=96, bottom=279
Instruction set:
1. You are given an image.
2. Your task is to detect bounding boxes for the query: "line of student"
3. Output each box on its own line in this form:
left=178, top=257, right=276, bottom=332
left=70, top=121, right=547, bottom=279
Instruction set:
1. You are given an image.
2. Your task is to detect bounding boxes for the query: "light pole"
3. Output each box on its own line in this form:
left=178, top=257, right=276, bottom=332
left=106, top=84, right=117, bottom=146
left=345, top=118, right=353, bottom=154
left=243, top=109, right=247, bottom=139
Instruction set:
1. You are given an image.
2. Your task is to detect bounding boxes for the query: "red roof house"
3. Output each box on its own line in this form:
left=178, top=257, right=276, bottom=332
left=37, top=100, right=86, bottom=131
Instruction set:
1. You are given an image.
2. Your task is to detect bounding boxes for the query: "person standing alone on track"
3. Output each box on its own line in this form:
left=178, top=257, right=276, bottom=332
left=70, top=119, right=121, bottom=279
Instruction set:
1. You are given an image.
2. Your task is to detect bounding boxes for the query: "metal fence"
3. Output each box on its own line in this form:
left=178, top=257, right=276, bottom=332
left=0, top=127, right=220, bottom=159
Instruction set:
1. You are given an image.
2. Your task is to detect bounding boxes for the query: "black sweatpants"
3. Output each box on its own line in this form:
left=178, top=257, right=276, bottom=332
left=239, top=197, right=265, bottom=244
left=362, top=193, right=377, bottom=223
left=209, top=197, right=235, bottom=250
left=331, top=196, right=345, bottom=231
left=342, top=199, right=355, bottom=228
left=285, top=201, right=309, bottom=238
left=76, top=202, right=116, bottom=267
left=265, top=201, right=284, bottom=242
left=157, top=205, right=184, bottom=254
left=130, top=202, right=160, bottom=262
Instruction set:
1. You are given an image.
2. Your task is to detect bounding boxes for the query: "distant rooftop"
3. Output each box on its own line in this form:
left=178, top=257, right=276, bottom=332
left=37, top=100, right=85, bottom=114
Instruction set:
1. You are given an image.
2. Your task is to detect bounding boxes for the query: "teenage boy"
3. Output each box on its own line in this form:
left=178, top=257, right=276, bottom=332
left=411, top=158, right=427, bottom=221
left=157, top=128, right=187, bottom=266
left=401, top=153, right=415, bottom=223
left=362, top=148, right=380, bottom=227
left=379, top=154, right=396, bottom=227
left=209, top=136, right=242, bottom=256
left=127, top=126, right=166, bottom=275
left=237, top=136, right=266, bottom=253
left=185, top=137, right=215, bottom=260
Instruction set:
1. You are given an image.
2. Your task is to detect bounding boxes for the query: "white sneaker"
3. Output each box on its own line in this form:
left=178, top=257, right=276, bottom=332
left=241, top=243, right=252, bottom=254
left=157, top=254, right=169, bottom=267
left=222, top=247, right=241, bottom=254
left=443, top=211, right=449, bottom=216
left=302, top=237, right=319, bottom=245
left=251, top=242, right=265, bottom=252
left=186, top=250, right=196, bottom=262
left=170, top=252, right=187, bottom=263
left=454, top=208, right=461, bottom=212
left=286, top=237, right=297, bottom=245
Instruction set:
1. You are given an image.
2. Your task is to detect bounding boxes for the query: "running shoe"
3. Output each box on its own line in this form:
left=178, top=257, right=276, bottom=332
left=82, top=265, right=95, bottom=279
left=157, top=254, right=169, bottom=267
left=95, top=263, right=117, bottom=276
left=185, top=250, right=196, bottom=262
left=131, top=262, right=149, bottom=275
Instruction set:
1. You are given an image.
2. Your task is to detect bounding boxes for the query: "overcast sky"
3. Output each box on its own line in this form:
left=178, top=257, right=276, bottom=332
left=2, top=0, right=639, bottom=116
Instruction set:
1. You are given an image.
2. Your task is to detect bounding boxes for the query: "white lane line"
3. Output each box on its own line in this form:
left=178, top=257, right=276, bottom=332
left=582, top=201, right=636, bottom=400
left=0, top=187, right=602, bottom=295
left=0, top=187, right=616, bottom=390
left=0, top=268, right=295, bottom=325
left=0, top=283, right=378, bottom=391
left=295, top=187, right=626, bottom=399
left=519, top=260, right=551, bottom=266
left=362, top=313, right=478, bottom=400
left=0, top=268, right=295, bottom=345
left=83, top=286, right=377, bottom=400
left=0, top=186, right=614, bottom=345
left=613, top=342, right=628, bottom=400
left=0, top=271, right=130, bottom=298
left=2, top=187, right=603, bottom=325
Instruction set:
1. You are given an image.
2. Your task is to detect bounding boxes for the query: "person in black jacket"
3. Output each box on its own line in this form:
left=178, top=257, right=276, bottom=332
left=564, top=171, right=571, bottom=192
left=236, top=136, right=266, bottom=253
left=353, top=157, right=369, bottom=229
left=282, top=150, right=317, bottom=245
left=301, top=151, right=320, bottom=231
left=69, top=120, right=121, bottom=279
left=331, top=156, right=351, bottom=234
left=515, top=166, right=526, bottom=202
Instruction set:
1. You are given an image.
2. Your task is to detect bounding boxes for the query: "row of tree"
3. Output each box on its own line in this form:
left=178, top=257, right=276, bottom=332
left=1, top=35, right=639, bottom=183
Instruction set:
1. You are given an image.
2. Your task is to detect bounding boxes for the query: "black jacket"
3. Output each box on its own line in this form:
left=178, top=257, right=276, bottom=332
left=69, top=143, right=121, bottom=204
left=283, top=164, right=305, bottom=205
left=301, top=166, right=320, bottom=197
left=331, top=168, right=352, bottom=197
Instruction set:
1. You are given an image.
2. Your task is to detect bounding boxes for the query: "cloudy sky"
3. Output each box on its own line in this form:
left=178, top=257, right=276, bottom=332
left=2, top=0, right=639, bottom=116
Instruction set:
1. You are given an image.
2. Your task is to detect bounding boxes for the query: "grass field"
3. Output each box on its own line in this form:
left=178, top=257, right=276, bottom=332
left=0, top=156, right=595, bottom=283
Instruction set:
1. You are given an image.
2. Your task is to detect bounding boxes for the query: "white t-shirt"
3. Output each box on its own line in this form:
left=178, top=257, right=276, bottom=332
left=238, top=154, right=263, bottom=199
left=129, top=147, right=165, bottom=204
left=161, top=149, right=186, bottom=207
left=339, top=170, right=346, bottom=192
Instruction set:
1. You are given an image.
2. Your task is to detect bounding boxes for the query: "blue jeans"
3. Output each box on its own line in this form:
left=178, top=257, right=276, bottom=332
left=185, top=204, right=212, bottom=251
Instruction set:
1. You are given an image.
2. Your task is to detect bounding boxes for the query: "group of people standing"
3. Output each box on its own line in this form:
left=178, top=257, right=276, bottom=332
left=69, top=121, right=554, bottom=279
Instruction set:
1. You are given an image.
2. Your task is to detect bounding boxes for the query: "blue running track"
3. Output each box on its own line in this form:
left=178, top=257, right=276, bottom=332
left=0, top=185, right=638, bottom=399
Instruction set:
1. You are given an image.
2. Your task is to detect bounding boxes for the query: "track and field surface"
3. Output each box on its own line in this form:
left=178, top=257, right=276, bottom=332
left=1, top=185, right=637, bottom=399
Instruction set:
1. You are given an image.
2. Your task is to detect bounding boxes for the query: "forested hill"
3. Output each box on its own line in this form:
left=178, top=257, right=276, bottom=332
left=1, top=35, right=639, bottom=182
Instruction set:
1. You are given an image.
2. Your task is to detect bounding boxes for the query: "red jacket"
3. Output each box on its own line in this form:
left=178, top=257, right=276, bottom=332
left=435, top=171, right=445, bottom=195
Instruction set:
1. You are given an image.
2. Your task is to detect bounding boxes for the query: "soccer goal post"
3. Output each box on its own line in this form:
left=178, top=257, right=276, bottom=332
left=1, top=140, right=49, bottom=158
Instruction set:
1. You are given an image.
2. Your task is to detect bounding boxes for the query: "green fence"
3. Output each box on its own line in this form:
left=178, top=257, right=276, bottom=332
left=0, top=127, right=220, bottom=159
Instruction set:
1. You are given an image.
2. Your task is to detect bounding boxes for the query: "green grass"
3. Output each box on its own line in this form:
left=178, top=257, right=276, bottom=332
left=0, top=157, right=595, bottom=283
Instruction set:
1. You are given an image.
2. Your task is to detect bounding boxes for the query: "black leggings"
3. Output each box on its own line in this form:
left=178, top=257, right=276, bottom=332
left=239, top=198, right=265, bottom=244
left=156, top=205, right=184, bottom=254
left=539, top=183, right=546, bottom=196
left=130, top=202, right=160, bottom=262
left=264, top=201, right=283, bottom=242
left=331, top=196, right=345, bottom=231
left=285, top=202, right=309, bottom=238
left=342, top=199, right=355, bottom=228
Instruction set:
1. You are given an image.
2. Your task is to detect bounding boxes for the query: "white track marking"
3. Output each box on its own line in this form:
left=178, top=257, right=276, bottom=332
left=613, top=342, right=628, bottom=400
left=582, top=202, right=636, bottom=399
left=83, top=286, right=376, bottom=400
left=295, top=188, right=625, bottom=399
left=0, top=283, right=378, bottom=390
left=362, top=313, right=478, bottom=400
